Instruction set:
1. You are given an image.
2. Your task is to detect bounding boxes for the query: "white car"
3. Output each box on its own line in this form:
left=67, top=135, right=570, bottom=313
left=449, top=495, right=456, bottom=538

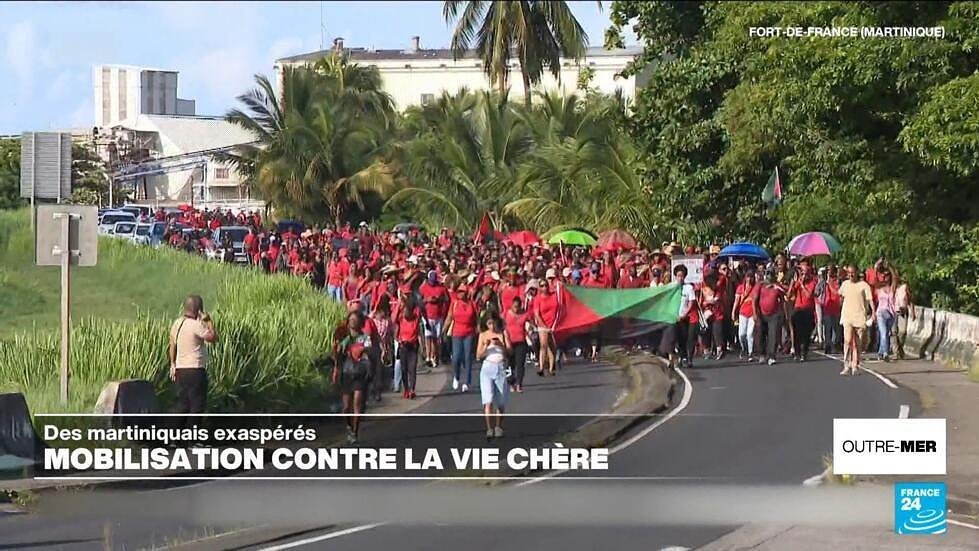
left=98, top=211, right=137, bottom=235
left=109, top=221, right=138, bottom=240
left=133, top=222, right=167, bottom=246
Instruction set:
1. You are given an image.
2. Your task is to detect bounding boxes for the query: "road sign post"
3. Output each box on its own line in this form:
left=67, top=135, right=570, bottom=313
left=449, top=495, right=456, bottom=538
left=36, top=205, right=98, bottom=405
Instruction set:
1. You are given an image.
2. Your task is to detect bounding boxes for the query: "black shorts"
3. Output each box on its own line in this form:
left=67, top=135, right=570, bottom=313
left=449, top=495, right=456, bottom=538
left=340, top=372, right=368, bottom=394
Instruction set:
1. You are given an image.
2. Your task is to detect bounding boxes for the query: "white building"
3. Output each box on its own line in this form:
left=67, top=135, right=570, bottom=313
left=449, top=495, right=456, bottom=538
left=93, top=64, right=257, bottom=206
left=275, top=37, right=646, bottom=110
left=93, top=64, right=195, bottom=128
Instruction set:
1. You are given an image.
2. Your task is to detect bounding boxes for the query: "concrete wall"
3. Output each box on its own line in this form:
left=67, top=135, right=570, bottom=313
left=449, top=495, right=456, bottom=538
left=904, top=306, right=979, bottom=377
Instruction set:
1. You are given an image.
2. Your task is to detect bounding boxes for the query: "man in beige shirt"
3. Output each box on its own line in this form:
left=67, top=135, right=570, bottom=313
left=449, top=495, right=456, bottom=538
left=838, top=265, right=874, bottom=375
left=169, top=295, right=217, bottom=415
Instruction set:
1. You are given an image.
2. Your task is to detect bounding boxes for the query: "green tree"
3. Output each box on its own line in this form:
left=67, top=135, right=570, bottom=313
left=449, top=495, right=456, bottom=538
left=69, top=142, right=118, bottom=206
left=386, top=89, right=531, bottom=230
left=0, top=139, right=24, bottom=210
left=444, top=0, right=593, bottom=105
left=505, top=90, right=653, bottom=240
left=223, top=55, right=398, bottom=225
left=607, top=0, right=979, bottom=311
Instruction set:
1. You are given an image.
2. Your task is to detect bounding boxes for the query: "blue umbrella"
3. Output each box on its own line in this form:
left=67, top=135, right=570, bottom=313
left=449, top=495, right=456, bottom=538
left=717, top=242, right=770, bottom=260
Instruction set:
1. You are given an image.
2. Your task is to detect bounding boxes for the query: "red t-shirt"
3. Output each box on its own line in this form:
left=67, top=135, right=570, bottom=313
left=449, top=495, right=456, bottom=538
left=736, top=282, right=758, bottom=318
left=504, top=310, right=530, bottom=343
left=327, top=259, right=349, bottom=287
left=792, top=278, right=817, bottom=311
left=449, top=299, right=477, bottom=337
left=418, top=282, right=448, bottom=319
left=758, top=285, right=785, bottom=316
left=396, top=308, right=421, bottom=344
left=499, top=283, right=525, bottom=311
left=535, top=292, right=560, bottom=327
left=821, top=279, right=842, bottom=317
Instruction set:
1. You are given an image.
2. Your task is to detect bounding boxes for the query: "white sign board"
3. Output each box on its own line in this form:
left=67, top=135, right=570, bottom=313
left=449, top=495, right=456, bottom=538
left=833, top=418, right=946, bottom=475
left=671, top=254, right=705, bottom=284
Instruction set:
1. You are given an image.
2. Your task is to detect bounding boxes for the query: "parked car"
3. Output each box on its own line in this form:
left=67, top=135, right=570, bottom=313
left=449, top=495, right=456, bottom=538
left=134, top=222, right=167, bottom=246
left=109, top=221, right=137, bottom=240
left=207, top=225, right=250, bottom=263
left=123, top=204, right=153, bottom=220
left=98, top=211, right=137, bottom=235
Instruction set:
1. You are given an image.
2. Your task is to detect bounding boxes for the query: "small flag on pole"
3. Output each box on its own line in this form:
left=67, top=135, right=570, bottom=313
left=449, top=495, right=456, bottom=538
left=762, top=167, right=783, bottom=208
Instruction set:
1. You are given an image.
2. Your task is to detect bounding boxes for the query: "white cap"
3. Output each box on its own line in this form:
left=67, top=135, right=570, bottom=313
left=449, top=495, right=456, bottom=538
left=545, top=268, right=557, bottom=279
left=490, top=270, right=500, bottom=281
left=407, top=255, right=418, bottom=264
left=467, top=273, right=478, bottom=284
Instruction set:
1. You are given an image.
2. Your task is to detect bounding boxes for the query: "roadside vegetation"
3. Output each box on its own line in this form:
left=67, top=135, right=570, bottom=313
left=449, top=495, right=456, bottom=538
left=0, top=208, right=343, bottom=414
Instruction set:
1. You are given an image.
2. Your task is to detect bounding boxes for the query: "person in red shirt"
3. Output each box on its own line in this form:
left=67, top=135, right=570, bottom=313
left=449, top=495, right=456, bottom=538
left=326, top=251, right=349, bottom=301
left=534, top=277, right=561, bottom=376
left=754, top=269, right=788, bottom=365
left=819, top=265, right=843, bottom=354
left=498, top=269, right=524, bottom=316
left=787, top=259, right=818, bottom=361
left=444, top=284, right=477, bottom=391
left=731, top=270, right=760, bottom=361
left=395, top=297, right=421, bottom=398
left=418, top=271, right=449, bottom=368
left=504, top=295, right=531, bottom=392
left=700, top=273, right=726, bottom=360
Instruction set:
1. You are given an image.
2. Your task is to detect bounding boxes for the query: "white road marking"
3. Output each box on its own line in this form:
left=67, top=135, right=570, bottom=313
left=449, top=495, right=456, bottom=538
left=899, top=404, right=910, bottom=418
left=801, top=466, right=831, bottom=487
left=259, top=523, right=384, bottom=550
left=815, top=351, right=899, bottom=389
left=858, top=365, right=899, bottom=389
left=948, top=519, right=979, bottom=531
left=517, top=364, right=694, bottom=486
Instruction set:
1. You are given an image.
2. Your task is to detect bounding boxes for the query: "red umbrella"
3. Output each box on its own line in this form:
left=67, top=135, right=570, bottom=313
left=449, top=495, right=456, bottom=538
left=507, top=230, right=541, bottom=247
left=597, top=229, right=637, bottom=250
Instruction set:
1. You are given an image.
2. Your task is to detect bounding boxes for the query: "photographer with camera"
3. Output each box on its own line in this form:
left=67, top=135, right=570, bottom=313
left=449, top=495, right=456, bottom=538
left=168, top=295, right=217, bottom=418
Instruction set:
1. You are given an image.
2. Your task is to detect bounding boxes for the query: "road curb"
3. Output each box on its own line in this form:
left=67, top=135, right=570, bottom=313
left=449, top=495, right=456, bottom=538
left=561, top=346, right=675, bottom=450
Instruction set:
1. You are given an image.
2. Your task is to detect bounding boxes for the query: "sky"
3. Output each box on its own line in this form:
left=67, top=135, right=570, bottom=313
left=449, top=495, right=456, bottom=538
left=0, top=1, right=620, bottom=134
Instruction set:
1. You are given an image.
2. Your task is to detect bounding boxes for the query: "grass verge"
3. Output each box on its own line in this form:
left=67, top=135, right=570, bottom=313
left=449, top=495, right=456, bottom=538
left=0, top=208, right=343, bottom=413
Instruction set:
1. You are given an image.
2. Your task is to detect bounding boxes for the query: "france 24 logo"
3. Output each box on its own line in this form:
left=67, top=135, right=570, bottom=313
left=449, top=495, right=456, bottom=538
left=895, top=482, right=946, bottom=534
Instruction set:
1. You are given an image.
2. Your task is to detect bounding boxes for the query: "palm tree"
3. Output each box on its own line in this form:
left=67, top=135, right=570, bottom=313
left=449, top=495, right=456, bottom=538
left=504, top=90, right=654, bottom=240
left=444, top=0, right=593, bottom=106
left=385, top=89, right=531, bottom=230
left=222, top=56, right=399, bottom=225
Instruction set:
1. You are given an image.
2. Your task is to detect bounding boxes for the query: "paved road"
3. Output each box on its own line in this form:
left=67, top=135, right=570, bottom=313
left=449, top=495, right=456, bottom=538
left=250, top=353, right=918, bottom=551
left=0, top=356, right=626, bottom=549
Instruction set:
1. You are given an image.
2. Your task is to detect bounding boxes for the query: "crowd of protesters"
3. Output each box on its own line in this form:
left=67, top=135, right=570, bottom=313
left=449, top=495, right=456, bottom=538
left=157, top=207, right=915, bottom=443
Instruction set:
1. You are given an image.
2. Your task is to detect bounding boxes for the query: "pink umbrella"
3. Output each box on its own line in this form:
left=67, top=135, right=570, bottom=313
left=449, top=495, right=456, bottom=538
left=787, top=231, right=842, bottom=257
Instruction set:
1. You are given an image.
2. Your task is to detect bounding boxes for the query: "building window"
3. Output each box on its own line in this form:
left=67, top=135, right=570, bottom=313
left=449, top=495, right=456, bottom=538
left=420, top=93, right=435, bottom=105
left=118, top=70, right=127, bottom=121
left=215, top=167, right=229, bottom=179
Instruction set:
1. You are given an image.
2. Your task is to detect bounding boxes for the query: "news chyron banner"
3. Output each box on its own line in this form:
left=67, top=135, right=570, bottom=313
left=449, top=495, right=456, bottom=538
left=34, top=414, right=610, bottom=480
left=834, top=418, right=948, bottom=535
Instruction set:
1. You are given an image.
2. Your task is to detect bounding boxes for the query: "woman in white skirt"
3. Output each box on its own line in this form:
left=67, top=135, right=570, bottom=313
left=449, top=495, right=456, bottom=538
left=477, top=315, right=511, bottom=440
